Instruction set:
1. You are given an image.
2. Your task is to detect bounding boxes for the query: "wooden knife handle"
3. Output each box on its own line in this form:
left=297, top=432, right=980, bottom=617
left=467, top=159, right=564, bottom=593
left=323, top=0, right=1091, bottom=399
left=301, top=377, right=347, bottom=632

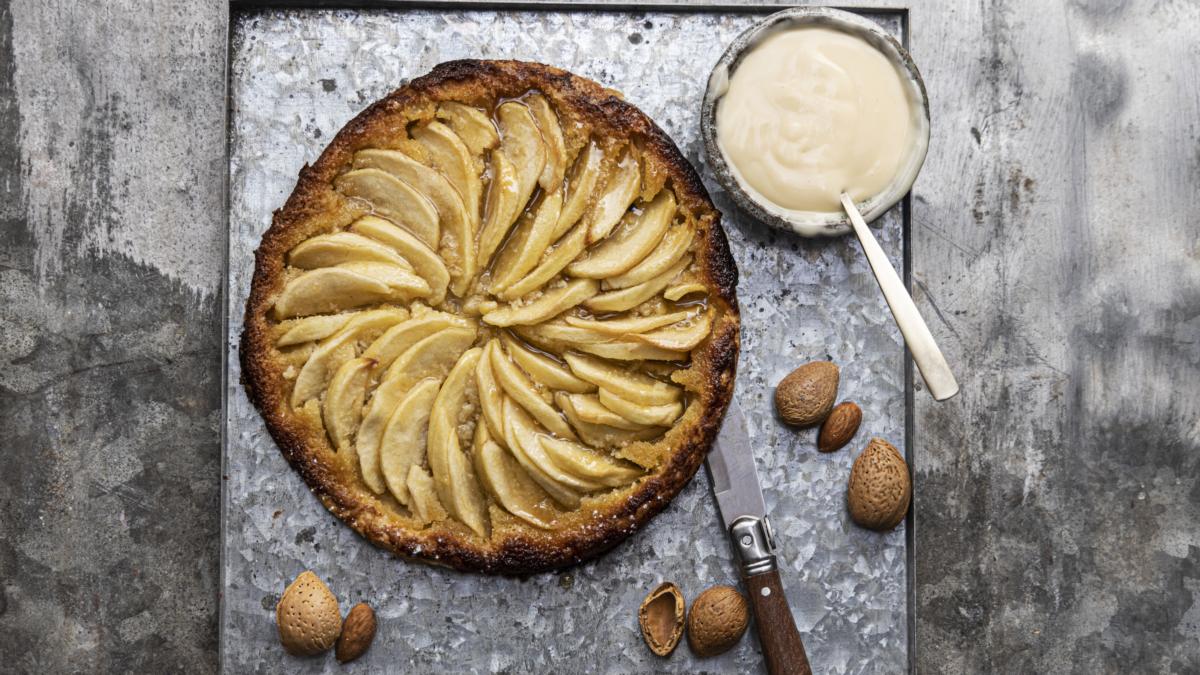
left=744, top=569, right=812, bottom=675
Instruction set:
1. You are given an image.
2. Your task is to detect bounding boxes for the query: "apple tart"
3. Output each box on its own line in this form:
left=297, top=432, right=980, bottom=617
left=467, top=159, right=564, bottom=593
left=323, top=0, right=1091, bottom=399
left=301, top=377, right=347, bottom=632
left=242, top=60, right=739, bottom=574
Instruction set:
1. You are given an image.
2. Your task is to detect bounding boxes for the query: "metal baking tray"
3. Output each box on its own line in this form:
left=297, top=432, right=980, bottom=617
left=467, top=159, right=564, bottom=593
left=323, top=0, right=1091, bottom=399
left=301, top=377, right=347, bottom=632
left=222, top=2, right=914, bottom=672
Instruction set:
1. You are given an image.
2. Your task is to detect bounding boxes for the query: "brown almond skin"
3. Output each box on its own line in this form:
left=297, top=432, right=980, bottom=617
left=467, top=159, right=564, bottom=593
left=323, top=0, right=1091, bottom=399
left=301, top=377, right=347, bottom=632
left=276, top=571, right=342, bottom=656
left=847, top=438, right=911, bottom=531
left=336, top=602, right=377, bottom=663
left=818, top=401, right=862, bottom=452
left=774, top=361, right=839, bottom=427
left=639, top=582, right=686, bottom=657
left=686, top=585, right=750, bottom=657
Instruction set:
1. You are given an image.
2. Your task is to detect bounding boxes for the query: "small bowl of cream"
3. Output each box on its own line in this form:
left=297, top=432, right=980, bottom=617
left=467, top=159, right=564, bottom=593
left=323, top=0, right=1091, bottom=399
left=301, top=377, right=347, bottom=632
left=701, top=7, right=930, bottom=236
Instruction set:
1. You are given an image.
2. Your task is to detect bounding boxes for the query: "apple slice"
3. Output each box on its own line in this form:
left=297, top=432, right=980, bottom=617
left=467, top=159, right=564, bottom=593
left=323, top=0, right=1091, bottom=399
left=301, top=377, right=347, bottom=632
left=605, top=223, right=694, bottom=290
left=475, top=341, right=507, bottom=442
left=412, top=121, right=481, bottom=230
left=526, top=94, right=566, bottom=190
left=557, top=392, right=665, bottom=449
left=275, top=312, right=358, bottom=347
left=426, top=348, right=489, bottom=537
left=505, top=399, right=604, bottom=491
left=288, top=232, right=412, bottom=270
left=563, top=352, right=682, bottom=405
left=322, top=357, right=374, bottom=452
left=501, top=334, right=595, bottom=394
left=564, top=309, right=695, bottom=336
left=349, top=216, right=450, bottom=306
left=473, top=424, right=557, bottom=530
left=477, top=151, right=522, bottom=269
left=407, top=465, right=448, bottom=525
left=334, top=168, right=439, bottom=249
left=290, top=309, right=408, bottom=407
left=539, top=436, right=643, bottom=488
left=513, top=319, right=615, bottom=355
left=568, top=190, right=675, bottom=279
left=664, top=283, right=709, bottom=302
left=586, top=148, right=641, bottom=242
left=437, top=101, right=499, bottom=158
left=554, top=141, right=604, bottom=240
left=336, top=261, right=431, bottom=302
left=560, top=392, right=648, bottom=431
left=353, top=149, right=475, bottom=297
left=489, top=191, right=563, bottom=292
left=496, top=219, right=589, bottom=302
left=576, top=340, right=688, bottom=362
left=273, top=267, right=393, bottom=319
left=490, top=340, right=579, bottom=440
left=631, top=309, right=713, bottom=351
left=501, top=399, right=587, bottom=505
left=584, top=255, right=691, bottom=314
left=356, top=326, right=476, bottom=494
left=497, top=101, right=546, bottom=210
left=378, top=377, right=441, bottom=505
left=363, top=309, right=472, bottom=373
left=483, top=278, right=598, bottom=328
left=599, top=387, right=683, bottom=427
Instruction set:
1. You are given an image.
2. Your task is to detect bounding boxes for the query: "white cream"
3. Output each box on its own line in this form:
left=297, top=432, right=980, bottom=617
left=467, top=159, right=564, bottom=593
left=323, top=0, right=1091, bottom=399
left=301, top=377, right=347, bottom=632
left=716, top=26, right=921, bottom=216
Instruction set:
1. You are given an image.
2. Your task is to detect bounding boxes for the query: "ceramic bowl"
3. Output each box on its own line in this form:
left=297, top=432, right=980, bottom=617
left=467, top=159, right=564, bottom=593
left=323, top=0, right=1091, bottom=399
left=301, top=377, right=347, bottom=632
left=700, top=7, right=930, bottom=237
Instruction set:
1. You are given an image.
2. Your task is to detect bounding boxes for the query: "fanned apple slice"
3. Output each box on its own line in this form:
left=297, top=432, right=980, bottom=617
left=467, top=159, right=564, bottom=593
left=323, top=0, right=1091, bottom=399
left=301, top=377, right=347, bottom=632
left=576, top=340, right=688, bottom=362
left=350, top=216, right=450, bottom=305
left=526, top=93, right=566, bottom=190
left=505, top=400, right=604, bottom=491
left=496, top=219, right=589, bottom=302
left=490, top=340, right=579, bottom=440
left=476, top=151, right=521, bottom=271
left=599, top=387, right=683, bottom=427
left=502, top=399, right=589, bottom=504
left=276, top=312, right=358, bottom=347
left=474, top=424, right=557, bottom=530
left=497, top=101, right=546, bottom=206
left=584, top=255, right=691, bottom=313
left=322, top=357, right=374, bottom=451
left=336, top=261, right=431, bottom=301
left=553, top=141, right=604, bottom=240
left=334, top=168, right=439, bottom=248
left=557, top=392, right=664, bottom=448
left=489, top=191, right=563, bottom=292
left=663, top=283, right=709, bottom=302
left=426, top=348, right=489, bottom=537
left=587, top=148, right=641, bottom=242
left=407, top=465, right=448, bottom=525
left=564, top=309, right=696, bottom=336
left=356, top=326, right=476, bottom=494
left=501, top=334, right=595, bottom=394
left=568, top=190, right=675, bottom=279
left=288, top=232, right=412, bottom=270
left=290, top=309, right=408, bottom=407
left=437, top=101, right=499, bottom=159
left=606, top=223, right=694, bottom=290
left=483, top=279, right=598, bottom=328
left=631, top=309, right=713, bottom=351
left=363, top=310, right=472, bottom=373
left=353, top=149, right=475, bottom=296
left=378, top=377, right=441, bottom=505
left=539, top=436, right=643, bottom=487
left=412, top=121, right=481, bottom=230
left=563, top=352, right=682, bottom=405
left=475, top=341, right=507, bottom=441
left=273, top=267, right=393, bottom=319
left=561, top=393, right=648, bottom=431
left=513, top=319, right=614, bottom=355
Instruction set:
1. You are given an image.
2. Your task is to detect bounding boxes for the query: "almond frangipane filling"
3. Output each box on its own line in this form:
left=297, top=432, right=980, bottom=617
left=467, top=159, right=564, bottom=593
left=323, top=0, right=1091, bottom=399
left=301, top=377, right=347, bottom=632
left=268, top=93, right=718, bottom=538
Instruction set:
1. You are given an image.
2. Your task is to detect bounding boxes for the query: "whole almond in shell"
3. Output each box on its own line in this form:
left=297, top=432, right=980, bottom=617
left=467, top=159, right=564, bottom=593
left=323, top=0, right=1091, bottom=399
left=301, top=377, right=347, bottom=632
left=818, top=401, right=862, bottom=452
left=638, top=582, right=685, bottom=656
left=276, top=570, right=342, bottom=656
left=847, top=438, right=911, bottom=531
left=336, top=602, right=377, bottom=663
left=774, top=361, right=839, bottom=427
left=686, top=585, right=749, bottom=657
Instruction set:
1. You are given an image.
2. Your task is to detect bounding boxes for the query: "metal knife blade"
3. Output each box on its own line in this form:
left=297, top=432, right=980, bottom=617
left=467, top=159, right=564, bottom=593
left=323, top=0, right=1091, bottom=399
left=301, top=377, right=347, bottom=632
left=705, top=399, right=768, bottom=531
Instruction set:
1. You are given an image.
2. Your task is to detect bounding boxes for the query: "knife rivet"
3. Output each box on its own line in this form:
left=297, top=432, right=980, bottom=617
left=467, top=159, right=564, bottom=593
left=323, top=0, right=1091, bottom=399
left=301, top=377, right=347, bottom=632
left=740, top=535, right=752, bottom=547
left=761, top=587, right=771, bottom=597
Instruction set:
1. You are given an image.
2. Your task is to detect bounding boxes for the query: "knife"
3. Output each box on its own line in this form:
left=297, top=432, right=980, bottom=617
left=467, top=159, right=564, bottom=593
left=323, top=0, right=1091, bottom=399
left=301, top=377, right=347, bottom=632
left=706, top=400, right=812, bottom=675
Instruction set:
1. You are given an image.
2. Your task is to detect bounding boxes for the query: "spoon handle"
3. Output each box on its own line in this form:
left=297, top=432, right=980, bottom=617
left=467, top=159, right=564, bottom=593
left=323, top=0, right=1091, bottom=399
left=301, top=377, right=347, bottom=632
left=840, top=194, right=959, bottom=401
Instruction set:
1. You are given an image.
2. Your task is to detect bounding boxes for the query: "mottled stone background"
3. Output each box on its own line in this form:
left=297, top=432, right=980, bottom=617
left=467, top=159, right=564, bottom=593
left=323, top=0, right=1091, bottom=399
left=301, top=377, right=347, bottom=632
left=225, top=8, right=909, bottom=674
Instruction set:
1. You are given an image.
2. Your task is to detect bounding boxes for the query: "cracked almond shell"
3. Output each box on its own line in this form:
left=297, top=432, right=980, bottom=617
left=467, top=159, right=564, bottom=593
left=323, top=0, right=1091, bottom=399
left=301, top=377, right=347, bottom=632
left=639, top=582, right=686, bottom=656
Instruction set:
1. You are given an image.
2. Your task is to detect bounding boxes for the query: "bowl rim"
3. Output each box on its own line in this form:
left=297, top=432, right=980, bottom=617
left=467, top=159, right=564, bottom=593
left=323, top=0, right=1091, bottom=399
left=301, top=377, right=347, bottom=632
left=700, top=7, right=930, bottom=237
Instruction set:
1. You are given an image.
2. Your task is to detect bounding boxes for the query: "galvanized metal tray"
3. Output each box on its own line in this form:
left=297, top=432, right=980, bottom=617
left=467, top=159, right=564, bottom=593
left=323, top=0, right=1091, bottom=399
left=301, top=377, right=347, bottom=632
left=222, top=2, right=914, bottom=672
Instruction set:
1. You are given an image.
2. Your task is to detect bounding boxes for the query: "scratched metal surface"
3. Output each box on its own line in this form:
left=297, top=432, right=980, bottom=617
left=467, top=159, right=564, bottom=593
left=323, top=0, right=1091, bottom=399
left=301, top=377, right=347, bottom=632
left=224, top=8, right=909, bottom=673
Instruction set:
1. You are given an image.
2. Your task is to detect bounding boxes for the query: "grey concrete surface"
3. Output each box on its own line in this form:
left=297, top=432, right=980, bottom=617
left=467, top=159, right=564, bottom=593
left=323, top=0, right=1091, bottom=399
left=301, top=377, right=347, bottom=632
left=1, top=0, right=1198, bottom=673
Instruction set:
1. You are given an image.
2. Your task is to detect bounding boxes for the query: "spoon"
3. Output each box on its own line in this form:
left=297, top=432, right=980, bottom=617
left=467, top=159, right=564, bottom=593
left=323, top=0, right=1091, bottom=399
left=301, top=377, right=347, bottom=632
left=840, top=193, right=958, bottom=401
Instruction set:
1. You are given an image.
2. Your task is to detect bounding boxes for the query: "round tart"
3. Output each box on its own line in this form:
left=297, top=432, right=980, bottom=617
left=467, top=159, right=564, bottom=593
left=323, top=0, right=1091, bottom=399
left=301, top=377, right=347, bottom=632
left=241, top=60, right=740, bottom=574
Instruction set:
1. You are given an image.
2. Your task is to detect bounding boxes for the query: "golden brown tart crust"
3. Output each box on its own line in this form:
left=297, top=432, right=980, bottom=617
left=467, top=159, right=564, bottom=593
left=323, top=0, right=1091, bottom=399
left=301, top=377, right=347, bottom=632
left=241, top=60, right=739, bottom=574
